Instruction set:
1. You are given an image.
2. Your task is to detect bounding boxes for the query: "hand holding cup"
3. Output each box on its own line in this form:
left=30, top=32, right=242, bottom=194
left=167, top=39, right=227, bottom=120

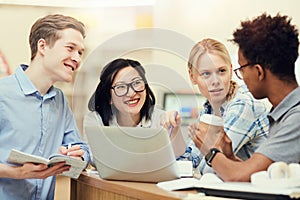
left=189, top=114, right=224, bottom=155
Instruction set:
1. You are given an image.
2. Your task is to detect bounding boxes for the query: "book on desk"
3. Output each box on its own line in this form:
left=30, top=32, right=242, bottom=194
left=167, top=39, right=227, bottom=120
left=157, top=173, right=300, bottom=200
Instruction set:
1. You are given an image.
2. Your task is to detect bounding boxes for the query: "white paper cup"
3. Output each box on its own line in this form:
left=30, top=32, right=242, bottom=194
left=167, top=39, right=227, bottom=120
left=197, top=114, right=224, bottom=155
left=199, top=114, right=223, bottom=135
left=199, top=114, right=223, bottom=127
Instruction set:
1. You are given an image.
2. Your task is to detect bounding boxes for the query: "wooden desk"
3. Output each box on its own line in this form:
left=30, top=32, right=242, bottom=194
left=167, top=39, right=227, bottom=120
left=70, top=172, right=196, bottom=200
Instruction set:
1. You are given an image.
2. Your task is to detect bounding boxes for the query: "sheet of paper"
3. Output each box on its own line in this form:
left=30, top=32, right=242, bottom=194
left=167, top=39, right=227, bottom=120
left=157, top=173, right=223, bottom=191
left=177, top=160, right=193, bottom=177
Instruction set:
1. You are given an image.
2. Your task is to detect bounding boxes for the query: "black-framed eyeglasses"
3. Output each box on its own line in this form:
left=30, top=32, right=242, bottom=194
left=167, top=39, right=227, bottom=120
left=234, top=63, right=254, bottom=80
left=111, top=78, right=146, bottom=97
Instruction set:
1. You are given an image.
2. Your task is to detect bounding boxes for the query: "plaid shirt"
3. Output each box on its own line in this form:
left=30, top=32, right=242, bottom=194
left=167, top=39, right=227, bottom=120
left=178, top=84, right=269, bottom=174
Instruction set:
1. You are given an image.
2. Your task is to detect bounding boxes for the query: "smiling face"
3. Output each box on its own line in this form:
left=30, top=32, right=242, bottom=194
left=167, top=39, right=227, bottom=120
left=189, top=52, right=232, bottom=105
left=111, top=66, right=146, bottom=118
left=42, top=28, right=84, bottom=83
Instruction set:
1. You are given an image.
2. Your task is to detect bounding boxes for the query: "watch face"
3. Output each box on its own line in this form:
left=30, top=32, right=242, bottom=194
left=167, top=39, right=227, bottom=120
left=205, top=151, right=212, bottom=161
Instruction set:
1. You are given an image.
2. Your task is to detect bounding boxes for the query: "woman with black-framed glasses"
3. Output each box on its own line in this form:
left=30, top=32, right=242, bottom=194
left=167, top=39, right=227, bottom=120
left=85, top=58, right=163, bottom=127
left=83, top=58, right=187, bottom=159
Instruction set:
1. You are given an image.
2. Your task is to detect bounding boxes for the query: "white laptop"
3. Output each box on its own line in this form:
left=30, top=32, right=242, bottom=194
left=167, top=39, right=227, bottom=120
left=85, top=126, right=181, bottom=183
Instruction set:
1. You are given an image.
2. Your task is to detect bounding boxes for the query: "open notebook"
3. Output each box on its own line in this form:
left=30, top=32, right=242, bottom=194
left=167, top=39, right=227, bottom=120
left=157, top=173, right=300, bottom=200
left=85, top=126, right=189, bottom=183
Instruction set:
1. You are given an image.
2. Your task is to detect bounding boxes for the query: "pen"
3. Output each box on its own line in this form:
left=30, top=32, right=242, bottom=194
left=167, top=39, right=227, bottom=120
left=169, top=111, right=178, bottom=137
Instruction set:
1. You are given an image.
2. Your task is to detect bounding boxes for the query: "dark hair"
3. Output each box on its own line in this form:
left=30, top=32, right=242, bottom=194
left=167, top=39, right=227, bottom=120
left=29, top=14, right=85, bottom=61
left=89, top=58, right=156, bottom=126
left=232, top=13, right=299, bottom=82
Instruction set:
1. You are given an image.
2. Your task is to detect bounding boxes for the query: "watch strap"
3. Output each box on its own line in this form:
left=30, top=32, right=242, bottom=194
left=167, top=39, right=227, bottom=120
left=205, top=148, right=221, bottom=167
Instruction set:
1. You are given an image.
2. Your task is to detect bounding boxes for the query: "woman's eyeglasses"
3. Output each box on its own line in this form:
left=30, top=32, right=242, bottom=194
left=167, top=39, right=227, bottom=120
left=111, top=79, right=146, bottom=97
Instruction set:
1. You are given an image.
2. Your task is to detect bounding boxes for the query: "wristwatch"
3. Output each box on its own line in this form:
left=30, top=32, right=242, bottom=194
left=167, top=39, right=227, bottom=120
left=205, top=148, right=221, bottom=167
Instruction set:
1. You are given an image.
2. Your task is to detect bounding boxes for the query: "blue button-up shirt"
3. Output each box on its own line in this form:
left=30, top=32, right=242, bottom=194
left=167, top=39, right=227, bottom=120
left=0, top=65, right=90, bottom=200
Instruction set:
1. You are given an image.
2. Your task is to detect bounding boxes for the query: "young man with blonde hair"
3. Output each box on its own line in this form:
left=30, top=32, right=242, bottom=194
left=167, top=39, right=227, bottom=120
left=0, top=14, right=91, bottom=199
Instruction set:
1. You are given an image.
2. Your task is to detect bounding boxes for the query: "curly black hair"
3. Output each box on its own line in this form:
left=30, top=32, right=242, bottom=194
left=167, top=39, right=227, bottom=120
left=232, top=13, right=299, bottom=82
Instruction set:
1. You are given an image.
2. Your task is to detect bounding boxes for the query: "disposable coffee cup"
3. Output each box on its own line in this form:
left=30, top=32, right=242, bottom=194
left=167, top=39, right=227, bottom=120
left=199, top=114, right=223, bottom=126
left=199, top=114, right=223, bottom=135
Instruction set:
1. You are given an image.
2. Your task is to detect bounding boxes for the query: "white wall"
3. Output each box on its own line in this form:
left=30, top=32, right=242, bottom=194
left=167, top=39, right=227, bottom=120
left=152, top=0, right=300, bottom=83
left=1, top=1, right=299, bottom=110
left=150, top=0, right=300, bottom=106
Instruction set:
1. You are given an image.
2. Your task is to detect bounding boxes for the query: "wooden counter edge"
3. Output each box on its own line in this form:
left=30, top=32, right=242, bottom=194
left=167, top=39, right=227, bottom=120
left=71, top=172, right=196, bottom=200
